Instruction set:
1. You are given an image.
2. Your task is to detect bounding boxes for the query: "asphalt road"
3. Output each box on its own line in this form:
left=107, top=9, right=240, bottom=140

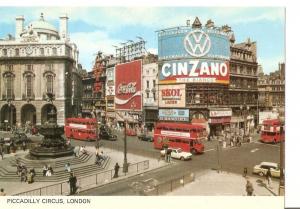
left=76, top=133, right=281, bottom=195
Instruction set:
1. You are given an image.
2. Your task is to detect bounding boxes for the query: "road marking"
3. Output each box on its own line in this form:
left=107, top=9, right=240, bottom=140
left=251, top=148, right=259, bottom=153
left=254, top=141, right=280, bottom=148
left=204, top=148, right=215, bottom=153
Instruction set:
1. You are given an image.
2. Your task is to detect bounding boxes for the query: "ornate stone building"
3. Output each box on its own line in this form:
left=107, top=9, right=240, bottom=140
left=0, top=13, right=81, bottom=127
left=258, top=63, right=285, bottom=111
left=229, top=37, right=259, bottom=132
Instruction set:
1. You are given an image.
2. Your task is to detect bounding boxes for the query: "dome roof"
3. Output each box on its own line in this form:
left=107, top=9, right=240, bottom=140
left=29, top=20, right=57, bottom=32
left=27, top=13, right=58, bottom=34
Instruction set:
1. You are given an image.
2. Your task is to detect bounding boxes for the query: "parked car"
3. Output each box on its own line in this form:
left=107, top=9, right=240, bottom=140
left=137, top=134, right=153, bottom=142
left=160, top=148, right=192, bottom=161
left=252, top=162, right=281, bottom=178
left=99, top=125, right=117, bottom=141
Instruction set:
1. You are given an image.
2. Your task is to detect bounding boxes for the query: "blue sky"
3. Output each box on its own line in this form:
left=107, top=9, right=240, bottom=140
left=0, top=7, right=284, bottom=73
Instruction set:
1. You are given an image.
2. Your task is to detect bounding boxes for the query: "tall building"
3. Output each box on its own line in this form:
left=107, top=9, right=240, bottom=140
left=142, top=54, right=158, bottom=130
left=157, top=18, right=258, bottom=137
left=258, top=63, right=285, bottom=112
left=0, top=13, right=81, bottom=127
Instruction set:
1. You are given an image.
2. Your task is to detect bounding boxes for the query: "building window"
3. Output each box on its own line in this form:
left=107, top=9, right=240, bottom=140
left=15, top=48, right=19, bottom=56
left=153, top=80, right=156, bottom=88
left=25, top=75, right=33, bottom=97
left=6, top=65, right=13, bottom=71
left=26, top=64, right=33, bottom=71
left=5, top=74, right=14, bottom=98
left=45, top=64, right=53, bottom=71
left=46, top=75, right=54, bottom=93
left=40, top=48, right=44, bottom=56
left=2, top=49, right=7, bottom=56
left=153, top=92, right=156, bottom=101
left=146, top=92, right=149, bottom=98
left=146, top=80, right=149, bottom=88
left=52, top=48, right=57, bottom=55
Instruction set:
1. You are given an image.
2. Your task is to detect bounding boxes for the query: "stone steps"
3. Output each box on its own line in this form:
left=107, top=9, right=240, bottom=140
left=9, top=153, right=92, bottom=169
left=0, top=157, right=110, bottom=182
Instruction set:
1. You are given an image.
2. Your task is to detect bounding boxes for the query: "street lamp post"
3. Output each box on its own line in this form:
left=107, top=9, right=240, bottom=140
left=123, top=117, right=128, bottom=173
left=240, top=104, right=250, bottom=138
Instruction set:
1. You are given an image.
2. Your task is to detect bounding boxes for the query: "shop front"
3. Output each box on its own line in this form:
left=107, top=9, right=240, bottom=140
left=208, top=109, right=232, bottom=136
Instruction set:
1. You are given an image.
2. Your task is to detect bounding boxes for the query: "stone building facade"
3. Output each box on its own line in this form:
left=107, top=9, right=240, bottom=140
left=258, top=63, right=285, bottom=111
left=0, top=13, right=81, bottom=127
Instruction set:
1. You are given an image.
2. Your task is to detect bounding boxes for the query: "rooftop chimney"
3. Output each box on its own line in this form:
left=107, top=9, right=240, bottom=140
left=59, top=14, right=69, bottom=41
left=15, top=15, right=25, bottom=39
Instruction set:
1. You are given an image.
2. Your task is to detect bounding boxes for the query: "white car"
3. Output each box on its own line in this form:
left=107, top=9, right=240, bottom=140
left=160, top=148, right=192, bottom=161
left=252, top=162, right=281, bottom=178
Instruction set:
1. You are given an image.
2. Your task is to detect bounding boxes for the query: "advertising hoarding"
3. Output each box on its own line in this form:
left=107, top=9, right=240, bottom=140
left=115, top=60, right=142, bottom=111
left=158, top=84, right=186, bottom=108
left=159, top=59, right=229, bottom=84
left=159, top=109, right=189, bottom=122
left=158, top=27, right=230, bottom=60
left=158, top=27, right=230, bottom=85
left=209, top=109, right=232, bottom=117
left=106, top=67, right=115, bottom=96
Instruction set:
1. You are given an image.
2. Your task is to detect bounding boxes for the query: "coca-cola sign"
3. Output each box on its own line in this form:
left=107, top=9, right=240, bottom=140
left=115, top=60, right=142, bottom=111
left=117, top=82, right=137, bottom=94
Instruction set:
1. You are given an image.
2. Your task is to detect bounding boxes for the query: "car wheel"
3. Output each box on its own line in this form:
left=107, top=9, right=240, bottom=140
left=259, top=172, right=264, bottom=177
left=180, top=157, right=185, bottom=161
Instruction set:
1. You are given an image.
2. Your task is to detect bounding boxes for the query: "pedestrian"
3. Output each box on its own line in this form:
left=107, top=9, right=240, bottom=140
left=68, top=172, right=77, bottom=195
left=266, top=169, right=272, bottom=187
left=0, top=188, right=6, bottom=196
left=243, top=167, right=248, bottom=177
left=65, top=163, right=71, bottom=172
left=20, top=167, right=27, bottom=182
left=42, top=165, right=48, bottom=176
left=22, top=140, right=26, bottom=151
left=113, top=163, right=120, bottom=178
left=80, top=146, right=88, bottom=156
left=230, top=137, right=234, bottom=147
left=0, top=146, right=3, bottom=160
left=166, top=148, right=172, bottom=163
left=246, top=180, right=254, bottom=196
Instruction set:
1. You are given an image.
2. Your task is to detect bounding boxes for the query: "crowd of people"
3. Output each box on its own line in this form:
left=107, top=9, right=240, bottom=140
left=16, top=162, right=36, bottom=183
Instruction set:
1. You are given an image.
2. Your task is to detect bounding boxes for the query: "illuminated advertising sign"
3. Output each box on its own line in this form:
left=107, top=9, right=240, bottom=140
left=159, top=59, right=229, bottom=84
left=209, top=109, right=232, bottom=117
left=159, top=109, right=189, bottom=122
left=106, top=67, right=115, bottom=96
left=158, top=84, right=185, bottom=108
left=158, top=27, right=230, bottom=60
left=115, top=60, right=142, bottom=111
left=158, top=26, right=230, bottom=84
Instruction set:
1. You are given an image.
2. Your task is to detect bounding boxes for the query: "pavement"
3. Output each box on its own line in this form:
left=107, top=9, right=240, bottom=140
left=0, top=143, right=168, bottom=195
left=168, top=169, right=279, bottom=196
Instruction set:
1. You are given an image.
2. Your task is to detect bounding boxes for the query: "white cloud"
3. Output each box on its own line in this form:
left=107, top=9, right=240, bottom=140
left=70, top=30, right=122, bottom=70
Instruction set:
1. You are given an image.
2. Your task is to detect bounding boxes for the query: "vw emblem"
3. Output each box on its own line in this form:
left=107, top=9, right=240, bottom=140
left=184, top=29, right=211, bottom=57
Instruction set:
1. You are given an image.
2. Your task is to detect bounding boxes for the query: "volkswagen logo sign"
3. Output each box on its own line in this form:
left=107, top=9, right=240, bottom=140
left=184, top=29, right=211, bottom=57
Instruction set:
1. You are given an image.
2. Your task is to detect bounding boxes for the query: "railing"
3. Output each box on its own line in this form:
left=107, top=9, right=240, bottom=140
left=142, top=172, right=195, bottom=195
left=13, top=160, right=149, bottom=196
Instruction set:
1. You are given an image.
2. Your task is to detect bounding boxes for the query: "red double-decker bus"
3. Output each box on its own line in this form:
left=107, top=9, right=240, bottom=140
left=260, top=119, right=284, bottom=143
left=153, top=122, right=207, bottom=154
left=65, top=118, right=97, bottom=141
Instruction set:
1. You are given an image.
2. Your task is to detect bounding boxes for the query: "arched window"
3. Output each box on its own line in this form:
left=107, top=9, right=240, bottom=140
left=25, top=75, right=33, bottom=97
left=5, top=74, right=14, bottom=98
left=46, top=75, right=54, bottom=93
